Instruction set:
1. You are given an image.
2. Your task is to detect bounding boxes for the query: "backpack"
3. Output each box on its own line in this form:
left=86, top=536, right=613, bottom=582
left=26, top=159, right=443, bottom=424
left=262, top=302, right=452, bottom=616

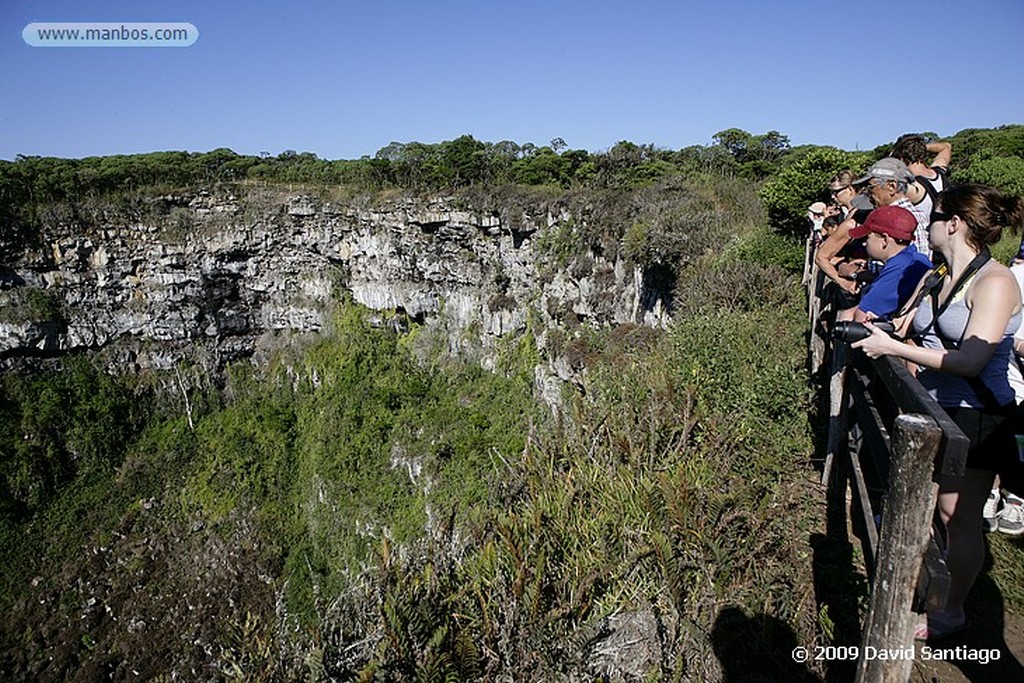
left=915, top=166, right=950, bottom=205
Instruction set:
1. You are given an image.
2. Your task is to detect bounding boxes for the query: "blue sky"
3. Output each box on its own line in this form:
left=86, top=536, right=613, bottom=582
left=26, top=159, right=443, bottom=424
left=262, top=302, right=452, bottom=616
left=3, top=0, right=1023, bottom=161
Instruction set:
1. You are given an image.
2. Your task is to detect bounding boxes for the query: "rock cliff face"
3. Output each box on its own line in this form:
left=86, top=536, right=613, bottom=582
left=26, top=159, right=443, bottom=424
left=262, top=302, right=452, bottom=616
left=0, top=189, right=671, bottom=401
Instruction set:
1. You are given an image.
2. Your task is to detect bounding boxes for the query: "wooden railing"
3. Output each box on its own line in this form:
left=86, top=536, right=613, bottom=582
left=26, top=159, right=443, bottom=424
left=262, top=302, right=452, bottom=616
left=806, top=247, right=969, bottom=683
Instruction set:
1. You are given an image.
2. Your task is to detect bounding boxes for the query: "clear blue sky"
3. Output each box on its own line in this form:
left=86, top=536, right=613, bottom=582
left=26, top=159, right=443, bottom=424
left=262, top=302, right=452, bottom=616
left=3, top=0, right=1023, bottom=161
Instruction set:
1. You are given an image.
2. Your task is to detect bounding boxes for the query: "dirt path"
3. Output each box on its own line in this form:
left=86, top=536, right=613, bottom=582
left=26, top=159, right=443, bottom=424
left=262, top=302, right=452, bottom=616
left=909, top=586, right=1024, bottom=682
left=909, top=612, right=1024, bottom=682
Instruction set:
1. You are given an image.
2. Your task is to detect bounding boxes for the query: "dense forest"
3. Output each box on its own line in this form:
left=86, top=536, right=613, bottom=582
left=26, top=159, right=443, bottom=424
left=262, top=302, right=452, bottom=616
left=2, top=125, right=1024, bottom=681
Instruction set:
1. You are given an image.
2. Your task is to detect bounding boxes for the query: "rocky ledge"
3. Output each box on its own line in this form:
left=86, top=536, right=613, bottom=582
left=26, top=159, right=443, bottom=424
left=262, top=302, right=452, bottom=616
left=0, top=189, right=671, bottom=403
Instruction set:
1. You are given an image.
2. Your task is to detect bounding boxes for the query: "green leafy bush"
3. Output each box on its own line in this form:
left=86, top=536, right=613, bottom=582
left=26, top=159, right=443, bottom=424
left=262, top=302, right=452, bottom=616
left=721, top=224, right=806, bottom=272
left=957, top=155, right=1024, bottom=196
left=759, top=147, right=868, bottom=238
left=0, top=357, right=141, bottom=516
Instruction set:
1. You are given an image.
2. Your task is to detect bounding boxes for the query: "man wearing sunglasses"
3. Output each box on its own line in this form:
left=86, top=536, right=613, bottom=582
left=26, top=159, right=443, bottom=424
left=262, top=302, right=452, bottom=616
left=854, top=158, right=931, bottom=259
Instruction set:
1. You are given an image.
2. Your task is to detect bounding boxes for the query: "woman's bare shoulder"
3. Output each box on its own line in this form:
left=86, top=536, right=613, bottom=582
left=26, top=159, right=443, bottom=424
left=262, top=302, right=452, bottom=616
left=970, top=262, right=1021, bottom=308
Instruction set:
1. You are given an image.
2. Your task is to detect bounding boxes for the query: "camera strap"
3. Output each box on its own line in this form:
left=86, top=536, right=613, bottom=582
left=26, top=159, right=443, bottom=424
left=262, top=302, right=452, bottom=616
left=929, top=248, right=991, bottom=323
left=893, top=262, right=947, bottom=321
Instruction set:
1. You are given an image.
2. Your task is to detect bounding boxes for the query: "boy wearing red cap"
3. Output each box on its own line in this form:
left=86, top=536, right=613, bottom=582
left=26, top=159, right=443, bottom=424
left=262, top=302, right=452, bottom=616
left=850, top=204, right=933, bottom=322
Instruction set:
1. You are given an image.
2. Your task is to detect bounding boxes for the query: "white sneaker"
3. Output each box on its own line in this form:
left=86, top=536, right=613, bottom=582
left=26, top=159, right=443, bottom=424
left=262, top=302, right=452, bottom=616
left=997, top=493, right=1024, bottom=536
left=983, top=489, right=1000, bottom=533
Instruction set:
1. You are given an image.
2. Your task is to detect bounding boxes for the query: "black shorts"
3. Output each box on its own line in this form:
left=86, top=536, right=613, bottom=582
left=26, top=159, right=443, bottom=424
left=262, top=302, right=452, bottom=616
left=945, top=406, right=1024, bottom=495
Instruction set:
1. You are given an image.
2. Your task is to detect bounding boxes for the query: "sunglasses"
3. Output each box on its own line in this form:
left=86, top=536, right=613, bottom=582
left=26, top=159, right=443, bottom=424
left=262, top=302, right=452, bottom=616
left=830, top=186, right=851, bottom=195
left=929, top=210, right=953, bottom=224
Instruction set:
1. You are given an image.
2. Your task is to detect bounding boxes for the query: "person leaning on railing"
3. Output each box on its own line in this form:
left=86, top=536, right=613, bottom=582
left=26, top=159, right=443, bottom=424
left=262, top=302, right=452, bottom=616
left=852, top=183, right=1024, bottom=642
left=814, top=170, right=874, bottom=321
left=831, top=168, right=874, bottom=221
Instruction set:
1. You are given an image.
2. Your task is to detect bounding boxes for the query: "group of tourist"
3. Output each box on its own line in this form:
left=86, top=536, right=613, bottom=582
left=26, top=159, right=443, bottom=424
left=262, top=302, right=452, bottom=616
left=808, top=134, right=1024, bottom=642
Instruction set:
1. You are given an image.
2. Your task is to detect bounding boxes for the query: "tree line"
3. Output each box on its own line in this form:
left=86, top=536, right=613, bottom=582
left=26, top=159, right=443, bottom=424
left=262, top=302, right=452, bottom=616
left=0, top=130, right=791, bottom=203
left=2, top=125, right=1023, bottom=254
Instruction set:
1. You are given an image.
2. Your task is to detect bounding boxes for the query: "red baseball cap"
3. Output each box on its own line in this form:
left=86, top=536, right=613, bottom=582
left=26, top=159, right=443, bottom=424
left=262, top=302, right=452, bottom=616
left=848, top=205, right=917, bottom=241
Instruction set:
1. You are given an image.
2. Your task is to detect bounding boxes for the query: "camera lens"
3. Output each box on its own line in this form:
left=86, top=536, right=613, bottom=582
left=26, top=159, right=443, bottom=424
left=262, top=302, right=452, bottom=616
left=833, top=320, right=893, bottom=343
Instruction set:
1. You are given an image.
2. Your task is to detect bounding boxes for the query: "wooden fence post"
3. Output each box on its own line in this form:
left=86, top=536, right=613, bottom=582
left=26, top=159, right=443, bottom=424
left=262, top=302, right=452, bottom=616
left=821, top=342, right=849, bottom=485
left=854, top=414, right=942, bottom=683
left=809, top=265, right=827, bottom=378
left=803, top=236, right=814, bottom=289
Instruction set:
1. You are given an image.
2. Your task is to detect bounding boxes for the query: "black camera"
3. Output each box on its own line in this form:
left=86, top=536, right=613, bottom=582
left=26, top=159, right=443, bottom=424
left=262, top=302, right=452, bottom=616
left=833, top=320, right=894, bottom=343
left=854, top=269, right=877, bottom=285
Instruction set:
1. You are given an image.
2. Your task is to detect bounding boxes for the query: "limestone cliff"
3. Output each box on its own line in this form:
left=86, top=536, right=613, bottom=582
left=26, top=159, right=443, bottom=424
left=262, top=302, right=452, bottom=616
left=0, top=188, right=671, bottom=402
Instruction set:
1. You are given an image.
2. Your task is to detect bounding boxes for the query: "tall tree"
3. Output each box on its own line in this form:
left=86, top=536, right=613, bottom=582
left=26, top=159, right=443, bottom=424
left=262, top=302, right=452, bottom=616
left=712, top=128, right=754, bottom=161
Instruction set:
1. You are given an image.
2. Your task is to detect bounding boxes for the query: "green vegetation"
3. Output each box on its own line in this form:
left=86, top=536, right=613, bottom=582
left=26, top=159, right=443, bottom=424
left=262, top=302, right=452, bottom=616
left=759, top=147, right=870, bottom=239
left=0, top=170, right=824, bottom=680
left=0, top=296, right=552, bottom=676
left=947, top=125, right=1024, bottom=185
left=0, top=357, right=142, bottom=517
left=5, top=124, right=1024, bottom=258
left=3, top=124, right=1024, bottom=679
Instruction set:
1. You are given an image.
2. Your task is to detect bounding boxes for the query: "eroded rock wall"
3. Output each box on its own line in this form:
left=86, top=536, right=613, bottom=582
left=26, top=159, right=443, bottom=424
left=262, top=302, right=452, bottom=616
left=0, top=189, right=671, bottom=402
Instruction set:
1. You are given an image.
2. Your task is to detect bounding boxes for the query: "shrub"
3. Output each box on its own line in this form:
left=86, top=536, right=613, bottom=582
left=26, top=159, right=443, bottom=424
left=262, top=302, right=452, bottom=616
left=0, top=357, right=142, bottom=516
left=957, top=155, right=1024, bottom=196
left=722, top=224, right=806, bottom=272
left=760, top=147, right=868, bottom=238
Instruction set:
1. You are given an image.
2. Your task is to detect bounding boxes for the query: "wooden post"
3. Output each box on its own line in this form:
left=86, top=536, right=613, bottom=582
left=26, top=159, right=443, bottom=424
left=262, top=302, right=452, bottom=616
left=854, top=414, right=942, bottom=683
left=809, top=266, right=827, bottom=377
left=821, top=342, right=849, bottom=485
left=803, top=236, right=813, bottom=289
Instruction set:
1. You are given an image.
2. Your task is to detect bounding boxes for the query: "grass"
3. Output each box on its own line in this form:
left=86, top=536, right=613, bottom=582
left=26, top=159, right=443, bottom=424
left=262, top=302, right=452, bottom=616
left=988, top=534, right=1024, bottom=610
